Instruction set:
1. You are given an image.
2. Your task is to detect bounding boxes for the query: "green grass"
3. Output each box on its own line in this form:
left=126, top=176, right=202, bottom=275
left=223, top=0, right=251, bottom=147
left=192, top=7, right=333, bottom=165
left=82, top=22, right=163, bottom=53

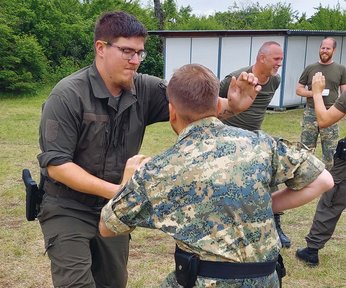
left=1, top=88, right=346, bottom=287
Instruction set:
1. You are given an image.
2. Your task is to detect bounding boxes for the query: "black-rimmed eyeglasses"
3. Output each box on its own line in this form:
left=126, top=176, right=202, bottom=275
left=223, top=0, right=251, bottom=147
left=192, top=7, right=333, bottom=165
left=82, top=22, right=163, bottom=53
left=101, top=41, right=147, bottom=62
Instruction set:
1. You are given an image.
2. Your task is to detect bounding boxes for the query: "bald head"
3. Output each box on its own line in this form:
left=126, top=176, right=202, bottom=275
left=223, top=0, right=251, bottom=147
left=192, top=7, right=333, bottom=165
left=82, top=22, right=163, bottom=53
left=256, top=41, right=282, bottom=60
left=321, top=37, right=336, bottom=49
left=254, top=41, right=283, bottom=78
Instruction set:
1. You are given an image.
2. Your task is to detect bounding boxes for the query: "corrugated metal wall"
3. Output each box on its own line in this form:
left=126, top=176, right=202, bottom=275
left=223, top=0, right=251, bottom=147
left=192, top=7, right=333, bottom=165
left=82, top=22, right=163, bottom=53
left=154, top=30, right=346, bottom=109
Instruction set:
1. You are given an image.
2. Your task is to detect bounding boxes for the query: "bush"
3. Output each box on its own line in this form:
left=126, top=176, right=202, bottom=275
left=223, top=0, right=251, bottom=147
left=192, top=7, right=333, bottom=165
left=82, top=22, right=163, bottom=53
left=0, top=27, right=48, bottom=94
left=48, top=57, right=83, bottom=83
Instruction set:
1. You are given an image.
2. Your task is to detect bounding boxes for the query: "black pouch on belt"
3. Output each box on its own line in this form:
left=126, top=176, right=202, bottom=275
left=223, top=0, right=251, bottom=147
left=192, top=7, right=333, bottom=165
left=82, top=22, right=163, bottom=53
left=335, top=138, right=346, bottom=160
left=174, top=245, right=200, bottom=288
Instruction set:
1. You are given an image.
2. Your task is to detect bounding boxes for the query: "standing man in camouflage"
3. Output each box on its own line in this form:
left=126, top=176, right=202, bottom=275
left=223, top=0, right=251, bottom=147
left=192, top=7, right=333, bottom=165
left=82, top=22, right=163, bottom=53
left=296, top=72, right=346, bottom=266
left=296, top=37, right=346, bottom=171
left=99, top=64, right=333, bottom=287
left=219, top=41, right=292, bottom=248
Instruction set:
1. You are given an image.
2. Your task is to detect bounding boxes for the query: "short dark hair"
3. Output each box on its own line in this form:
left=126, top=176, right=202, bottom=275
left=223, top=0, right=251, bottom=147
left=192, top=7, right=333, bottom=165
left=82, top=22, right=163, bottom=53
left=167, top=64, right=219, bottom=121
left=94, top=11, right=148, bottom=43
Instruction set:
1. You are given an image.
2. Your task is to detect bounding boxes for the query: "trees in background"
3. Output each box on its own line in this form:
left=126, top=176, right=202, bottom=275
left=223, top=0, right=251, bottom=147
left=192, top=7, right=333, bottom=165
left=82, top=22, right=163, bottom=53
left=1, top=0, right=346, bottom=94
left=0, top=0, right=48, bottom=92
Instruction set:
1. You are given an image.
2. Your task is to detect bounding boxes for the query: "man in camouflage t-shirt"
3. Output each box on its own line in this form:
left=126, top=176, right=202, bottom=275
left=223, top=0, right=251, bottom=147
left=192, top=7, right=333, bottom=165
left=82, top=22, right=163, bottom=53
left=100, top=64, right=333, bottom=287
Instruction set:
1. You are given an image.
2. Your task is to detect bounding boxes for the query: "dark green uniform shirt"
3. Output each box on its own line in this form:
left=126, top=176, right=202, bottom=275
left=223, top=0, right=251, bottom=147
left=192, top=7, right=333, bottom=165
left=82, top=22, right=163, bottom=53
left=299, top=62, right=346, bottom=109
left=38, top=62, right=169, bottom=203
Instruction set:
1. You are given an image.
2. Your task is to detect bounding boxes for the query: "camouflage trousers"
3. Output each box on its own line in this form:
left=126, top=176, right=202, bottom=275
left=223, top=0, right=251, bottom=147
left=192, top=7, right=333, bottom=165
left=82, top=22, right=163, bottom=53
left=300, top=106, right=339, bottom=171
left=160, top=271, right=279, bottom=288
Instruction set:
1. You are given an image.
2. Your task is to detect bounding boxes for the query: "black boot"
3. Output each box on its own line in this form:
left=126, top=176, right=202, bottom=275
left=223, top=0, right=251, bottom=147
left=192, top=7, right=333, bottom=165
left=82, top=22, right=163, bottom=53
left=296, top=247, right=319, bottom=266
left=274, top=213, right=291, bottom=248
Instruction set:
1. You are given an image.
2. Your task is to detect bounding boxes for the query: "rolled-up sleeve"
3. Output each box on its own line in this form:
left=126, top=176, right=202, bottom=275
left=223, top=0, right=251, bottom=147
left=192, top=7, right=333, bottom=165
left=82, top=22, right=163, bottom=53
left=101, top=174, right=153, bottom=234
left=101, top=198, right=132, bottom=234
left=37, top=90, right=80, bottom=168
left=285, top=152, right=325, bottom=190
left=272, top=138, right=325, bottom=190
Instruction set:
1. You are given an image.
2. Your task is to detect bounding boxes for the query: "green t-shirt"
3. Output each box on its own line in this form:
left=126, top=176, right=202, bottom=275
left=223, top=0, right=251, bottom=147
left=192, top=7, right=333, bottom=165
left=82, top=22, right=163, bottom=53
left=334, top=90, right=346, bottom=113
left=219, top=66, right=280, bottom=131
left=298, top=62, right=346, bottom=108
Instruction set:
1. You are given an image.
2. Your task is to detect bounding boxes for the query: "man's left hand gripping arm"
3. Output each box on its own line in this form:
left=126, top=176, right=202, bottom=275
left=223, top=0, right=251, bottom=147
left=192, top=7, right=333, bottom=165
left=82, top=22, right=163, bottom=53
left=99, top=155, right=150, bottom=237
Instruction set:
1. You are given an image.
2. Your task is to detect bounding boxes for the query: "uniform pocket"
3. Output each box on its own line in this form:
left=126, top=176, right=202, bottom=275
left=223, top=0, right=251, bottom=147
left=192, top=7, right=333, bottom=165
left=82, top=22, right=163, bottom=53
left=322, top=185, right=337, bottom=208
left=46, top=119, right=59, bottom=142
left=44, top=234, right=58, bottom=255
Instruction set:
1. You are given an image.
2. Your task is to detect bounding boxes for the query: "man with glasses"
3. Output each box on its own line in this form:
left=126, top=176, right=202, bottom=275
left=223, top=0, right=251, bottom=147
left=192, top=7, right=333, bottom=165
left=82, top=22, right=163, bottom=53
left=37, top=11, right=261, bottom=288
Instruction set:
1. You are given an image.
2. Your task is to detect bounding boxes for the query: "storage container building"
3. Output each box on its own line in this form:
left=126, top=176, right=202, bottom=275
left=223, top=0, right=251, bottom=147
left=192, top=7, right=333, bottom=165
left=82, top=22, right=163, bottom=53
left=149, top=30, right=346, bottom=110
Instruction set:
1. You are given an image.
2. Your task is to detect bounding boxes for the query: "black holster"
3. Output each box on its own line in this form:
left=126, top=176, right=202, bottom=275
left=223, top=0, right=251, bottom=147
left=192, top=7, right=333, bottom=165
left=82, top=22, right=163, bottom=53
left=175, top=245, right=200, bottom=288
left=22, top=169, right=45, bottom=221
left=335, top=138, right=346, bottom=160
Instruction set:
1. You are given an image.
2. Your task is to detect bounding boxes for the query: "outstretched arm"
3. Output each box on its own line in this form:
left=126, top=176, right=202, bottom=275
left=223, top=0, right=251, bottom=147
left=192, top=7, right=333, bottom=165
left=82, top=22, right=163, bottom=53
left=48, top=163, right=121, bottom=200
left=218, top=72, right=261, bottom=119
left=296, top=83, right=313, bottom=98
left=271, top=169, right=333, bottom=213
left=312, top=72, right=345, bottom=128
left=47, top=154, right=150, bottom=200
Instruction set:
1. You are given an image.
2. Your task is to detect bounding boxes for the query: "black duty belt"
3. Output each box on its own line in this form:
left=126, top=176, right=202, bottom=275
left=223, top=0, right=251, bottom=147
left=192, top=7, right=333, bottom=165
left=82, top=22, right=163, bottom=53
left=44, top=180, right=108, bottom=207
left=176, top=246, right=277, bottom=280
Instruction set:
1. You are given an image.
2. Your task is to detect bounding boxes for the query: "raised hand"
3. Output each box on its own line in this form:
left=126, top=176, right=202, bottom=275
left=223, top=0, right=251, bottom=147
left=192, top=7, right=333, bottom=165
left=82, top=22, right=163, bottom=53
left=312, top=72, right=326, bottom=95
left=227, top=72, right=262, bottom=114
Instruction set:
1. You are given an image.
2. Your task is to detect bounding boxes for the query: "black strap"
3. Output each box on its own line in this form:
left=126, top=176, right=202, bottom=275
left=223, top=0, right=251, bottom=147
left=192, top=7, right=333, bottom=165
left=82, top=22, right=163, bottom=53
left=198, top=258, right=277, bottom=279
left=276, top=254, right=286, bottom=288
left=176, top=246, right=277, bottom=280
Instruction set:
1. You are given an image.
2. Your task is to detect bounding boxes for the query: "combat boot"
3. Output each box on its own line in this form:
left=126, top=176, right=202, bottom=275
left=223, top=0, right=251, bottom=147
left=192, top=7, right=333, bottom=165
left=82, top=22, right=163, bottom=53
left=274, top=213, right=291, bottom=248
left=296, top=247, right=319, bottom=266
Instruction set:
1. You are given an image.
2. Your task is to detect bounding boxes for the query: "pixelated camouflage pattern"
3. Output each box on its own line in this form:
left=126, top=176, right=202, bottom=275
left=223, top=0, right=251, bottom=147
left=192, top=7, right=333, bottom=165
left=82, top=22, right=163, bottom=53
left=300, top=106, right=339, bottom=170
left=160, top=270, right=279, bottom=288
left=102, top=117, right=325, bottom=287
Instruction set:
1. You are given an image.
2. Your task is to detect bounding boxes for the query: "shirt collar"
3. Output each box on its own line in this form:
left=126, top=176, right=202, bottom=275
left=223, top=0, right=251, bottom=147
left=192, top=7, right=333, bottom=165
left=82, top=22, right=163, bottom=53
left=176, top=117, right=223, bottom=143
left=89, top=61, right=138, bottom=99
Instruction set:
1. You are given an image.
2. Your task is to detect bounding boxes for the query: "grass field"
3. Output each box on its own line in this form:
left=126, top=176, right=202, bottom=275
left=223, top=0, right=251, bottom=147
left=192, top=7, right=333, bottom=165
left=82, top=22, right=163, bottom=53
left=1, top=88, right=346, bottom=287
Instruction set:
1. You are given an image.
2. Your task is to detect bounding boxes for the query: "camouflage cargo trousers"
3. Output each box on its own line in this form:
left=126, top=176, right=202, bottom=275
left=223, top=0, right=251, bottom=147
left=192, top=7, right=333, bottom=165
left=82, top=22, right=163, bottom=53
left=300, top=106, right=339, bottom=171
left=160, top=271, right=279, bottom=288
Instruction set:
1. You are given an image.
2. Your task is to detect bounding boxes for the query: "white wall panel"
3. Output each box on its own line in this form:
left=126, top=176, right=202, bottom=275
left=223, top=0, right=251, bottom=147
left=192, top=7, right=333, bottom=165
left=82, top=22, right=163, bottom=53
left=284, top=36, right=307, bottom=107
left=220, top=37, right=251, bottom=79
left=165, top=38, right=191, bottom=81
left=340, top=36, right=346, bottom=66
left=191, top=38, right=219, bottom=76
